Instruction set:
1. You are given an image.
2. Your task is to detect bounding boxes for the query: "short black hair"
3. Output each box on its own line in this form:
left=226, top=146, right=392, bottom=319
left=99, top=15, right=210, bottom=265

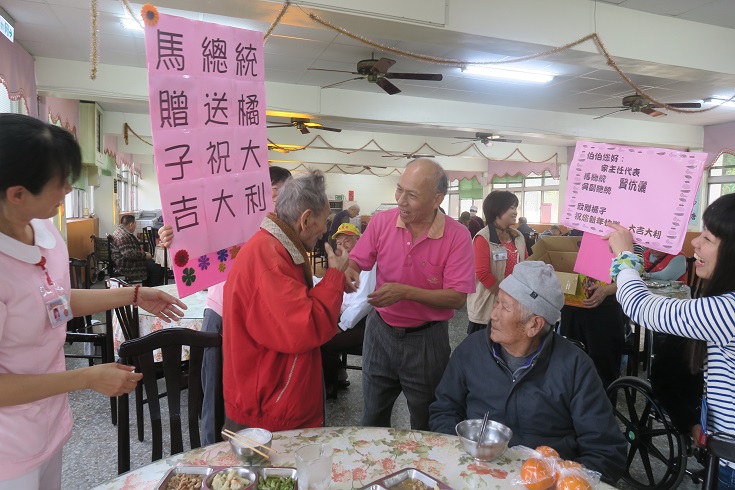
left=482, top=190, right=519, bottom=224
left=269, top=166, right=292, bottom=185
left=702, top=193, right=735, bottom=297
left=0, top=113, right=81, bottom=196
left=120, top=214, right=136, bottom=226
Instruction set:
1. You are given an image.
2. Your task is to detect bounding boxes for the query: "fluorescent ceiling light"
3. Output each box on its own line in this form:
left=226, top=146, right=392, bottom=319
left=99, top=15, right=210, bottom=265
left=463, top=65, right=553, bottom=83
left=703, top=96, right=735, bottom=108
left=121, top=16, right=143, bottom=31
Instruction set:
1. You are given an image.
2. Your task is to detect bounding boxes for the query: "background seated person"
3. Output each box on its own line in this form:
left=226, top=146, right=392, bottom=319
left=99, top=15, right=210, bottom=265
left=429, top=261, right=626, bottom=484
left=643, top=248, right=687, bottom=282
left=539, top=224, right=563, bottom=237
left=317, top=223, right=377, bottom=398
left=110, top=214, right=164, bottom=286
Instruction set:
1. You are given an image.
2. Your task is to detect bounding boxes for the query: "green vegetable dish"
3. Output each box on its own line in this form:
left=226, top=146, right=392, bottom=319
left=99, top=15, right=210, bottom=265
left=256, top=475, right=296, bottom=490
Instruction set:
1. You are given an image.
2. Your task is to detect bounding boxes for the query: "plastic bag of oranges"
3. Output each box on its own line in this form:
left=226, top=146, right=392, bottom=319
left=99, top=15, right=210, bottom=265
left=509, top=446, right=601, bottom=490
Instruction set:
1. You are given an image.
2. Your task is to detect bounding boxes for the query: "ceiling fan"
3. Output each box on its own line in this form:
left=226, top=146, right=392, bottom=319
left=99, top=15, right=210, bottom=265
left=453, top=132, right=522, bottom=146
left=308, top=56, right=443, bottom=95
left=579, top=94, right=702, bottom=120
left=266, top=117, right=342, bottom=134
left=382, top=153, right=436, bottom=159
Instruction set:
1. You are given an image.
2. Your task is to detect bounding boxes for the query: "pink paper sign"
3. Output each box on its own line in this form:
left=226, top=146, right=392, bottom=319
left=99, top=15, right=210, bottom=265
left=144, top=13, right=268, bottom=297
left=561, top=142, right=706, bottom=254
left=573, top=233, right=615, bottom=283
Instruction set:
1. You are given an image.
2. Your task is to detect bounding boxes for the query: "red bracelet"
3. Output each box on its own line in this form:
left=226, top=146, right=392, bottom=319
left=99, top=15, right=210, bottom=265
left=132, top=284, right=141, bottom=307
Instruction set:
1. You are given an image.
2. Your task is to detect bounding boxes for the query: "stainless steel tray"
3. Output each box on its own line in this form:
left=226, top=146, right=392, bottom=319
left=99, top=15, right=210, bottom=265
left=359, top=468, right=453, bottom=490
left=156, top=465, right=258, bottom=490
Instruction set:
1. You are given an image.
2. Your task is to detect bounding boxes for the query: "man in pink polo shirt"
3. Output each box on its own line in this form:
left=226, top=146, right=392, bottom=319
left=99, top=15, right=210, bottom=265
left=347, top=158, right=475, bottom=430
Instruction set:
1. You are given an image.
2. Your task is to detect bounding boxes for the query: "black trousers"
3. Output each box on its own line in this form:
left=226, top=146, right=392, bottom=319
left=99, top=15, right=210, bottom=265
left=560, top=301, right=625, bottom=389
left=320, top=317, right=366, bottom=387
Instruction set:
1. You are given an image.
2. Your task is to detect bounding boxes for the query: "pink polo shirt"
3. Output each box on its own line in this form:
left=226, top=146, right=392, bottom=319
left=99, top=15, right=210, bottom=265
left=350, top=207, right=475, bottom=327
left=0, top=219, right=73, bottom=480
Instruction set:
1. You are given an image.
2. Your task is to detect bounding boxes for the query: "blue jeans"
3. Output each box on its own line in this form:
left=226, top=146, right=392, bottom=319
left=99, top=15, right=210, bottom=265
left=719, top=463, right=735, bottom=490
left=200, top=308, right=223, bottom=446
left=360, top=310, right=450, bottom=430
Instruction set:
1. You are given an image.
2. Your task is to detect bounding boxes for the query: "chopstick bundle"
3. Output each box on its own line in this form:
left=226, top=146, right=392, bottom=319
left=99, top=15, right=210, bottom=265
left=221, top=429, right=275, bottom=459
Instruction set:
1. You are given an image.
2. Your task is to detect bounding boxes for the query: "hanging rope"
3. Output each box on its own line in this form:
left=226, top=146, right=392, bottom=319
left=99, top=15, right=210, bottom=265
left=264, top=0, right=291, bottom=44
left=90, top=0, right=99, bottom=80
left=123, top=123, right=153, bottom=146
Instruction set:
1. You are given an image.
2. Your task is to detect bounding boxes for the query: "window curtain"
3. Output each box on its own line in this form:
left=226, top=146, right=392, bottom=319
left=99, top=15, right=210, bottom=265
left=41, top=97, right=80, bottom=138
left=458, top=176, right=483, bottom=199
left=0, top=35, right=37, bottom=117
left=487, top=159, right=559, bottom=179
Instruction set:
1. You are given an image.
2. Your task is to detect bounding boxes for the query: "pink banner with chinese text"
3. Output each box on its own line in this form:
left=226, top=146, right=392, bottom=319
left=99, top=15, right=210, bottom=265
left=144, top=12, right=268, bottom=297
left=561, top=142, right=706, bottom=254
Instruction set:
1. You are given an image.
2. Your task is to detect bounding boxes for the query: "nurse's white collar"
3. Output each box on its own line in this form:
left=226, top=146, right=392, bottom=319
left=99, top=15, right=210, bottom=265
left=0, top=219, right=56, bottom=264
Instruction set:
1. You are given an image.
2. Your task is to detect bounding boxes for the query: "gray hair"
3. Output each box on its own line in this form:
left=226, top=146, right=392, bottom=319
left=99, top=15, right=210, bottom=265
left=275, top=169, right=329, bottom=225
left=406, top=158, right=448, bottom=196
left=517, top=301, right=553, bottom=334
left=348, top=204, right=360, bottom=212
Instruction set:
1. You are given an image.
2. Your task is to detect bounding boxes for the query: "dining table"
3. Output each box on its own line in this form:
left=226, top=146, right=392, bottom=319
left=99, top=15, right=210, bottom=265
left=111, top=283, right=208, bottom=356
left=91, top=426, right=616, bottom=490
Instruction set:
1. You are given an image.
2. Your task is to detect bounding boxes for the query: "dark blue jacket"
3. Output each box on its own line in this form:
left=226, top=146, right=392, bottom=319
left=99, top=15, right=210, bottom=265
left=429, top=330, right=626, bottom=483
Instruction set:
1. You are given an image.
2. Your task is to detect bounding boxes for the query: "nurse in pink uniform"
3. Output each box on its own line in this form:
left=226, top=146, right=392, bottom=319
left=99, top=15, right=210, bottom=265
left=0, top=114, right=187, bottom=489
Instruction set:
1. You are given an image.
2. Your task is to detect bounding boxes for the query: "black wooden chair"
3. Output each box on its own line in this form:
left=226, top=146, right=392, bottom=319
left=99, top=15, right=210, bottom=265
left=311, top=233, right=328, bottom=270
left=142, top=226, right=156, bottom=254
left=703, top=432, right=735, bottom=489
left=117, top=328, right=222, bottom=474
left=67, top=257, right=117, bottom=423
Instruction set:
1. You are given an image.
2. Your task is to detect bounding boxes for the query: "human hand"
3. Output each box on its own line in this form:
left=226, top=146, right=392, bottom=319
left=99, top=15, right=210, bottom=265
left=582, top=283, right=610, bottom=308
left=344, top=267, right=360, bottom=293
left=602, top=223, right=635, bottom=256
left=691, top=424, right=706, bottom=447
left=368, top=283, right=407, bottom=307
left=137, top=287, right=187, bottom=322
left=158, top=225, right=174, bottom=248
left=325, top=242, right=349, bottom=272
left=84, top=362, right=142, bottom=397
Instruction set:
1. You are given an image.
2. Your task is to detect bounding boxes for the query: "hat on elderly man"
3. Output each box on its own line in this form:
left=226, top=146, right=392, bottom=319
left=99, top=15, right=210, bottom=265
left=469, top=205, right=478, bottom=213
left=499, top=261, right=564, bottom=325
left=331, top=223, right=361, bottom=240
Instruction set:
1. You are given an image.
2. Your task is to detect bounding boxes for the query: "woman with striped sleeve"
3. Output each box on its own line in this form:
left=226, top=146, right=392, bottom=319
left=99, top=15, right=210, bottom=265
left=605, top=193, right=735, bottom=490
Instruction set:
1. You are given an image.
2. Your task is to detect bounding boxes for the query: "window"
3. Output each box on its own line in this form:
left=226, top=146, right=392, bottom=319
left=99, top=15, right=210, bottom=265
left=441, top=180, right=483, bottom=219
left=0, top=85, right=27, bottom=114
left=117, top=168, right=139, bottom=213
left=491, top=171, right=560, bottom=223
left=706, top=153, right=735, bottom=205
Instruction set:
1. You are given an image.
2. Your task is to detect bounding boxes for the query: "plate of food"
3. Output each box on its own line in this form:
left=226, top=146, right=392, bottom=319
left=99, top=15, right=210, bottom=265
left=359, top=468, right=452, bottom=490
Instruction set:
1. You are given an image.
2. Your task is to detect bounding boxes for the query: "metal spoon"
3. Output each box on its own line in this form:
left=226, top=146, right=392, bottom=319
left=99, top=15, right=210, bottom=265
left=478, top=411, right=491, bottom=447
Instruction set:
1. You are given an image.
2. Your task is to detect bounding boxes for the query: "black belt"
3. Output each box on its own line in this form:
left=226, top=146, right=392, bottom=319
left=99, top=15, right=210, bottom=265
left=377, top=311, right=438, bottom=333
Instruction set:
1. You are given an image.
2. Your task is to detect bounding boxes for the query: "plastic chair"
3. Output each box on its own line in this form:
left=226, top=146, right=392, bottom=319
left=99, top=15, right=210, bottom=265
left=116, top=328, right=222, bottom=474
left=703, top=432, right=735, bottom=489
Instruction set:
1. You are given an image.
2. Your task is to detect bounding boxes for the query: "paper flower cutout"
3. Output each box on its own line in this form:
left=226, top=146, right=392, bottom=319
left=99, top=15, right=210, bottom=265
left=141, top=4, right=159, bottom=26
left=174, top=249, right=189, bottom=267
left=182, top=267, right=196, bottom=286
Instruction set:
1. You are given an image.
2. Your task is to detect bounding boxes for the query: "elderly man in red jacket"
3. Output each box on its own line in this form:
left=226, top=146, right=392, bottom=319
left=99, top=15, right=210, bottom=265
left=223, top=170, right=350, bottom=432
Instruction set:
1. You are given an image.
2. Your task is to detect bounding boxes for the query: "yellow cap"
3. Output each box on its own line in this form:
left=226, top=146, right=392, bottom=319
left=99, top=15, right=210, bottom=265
left=331, top=223, right=361, bottom=240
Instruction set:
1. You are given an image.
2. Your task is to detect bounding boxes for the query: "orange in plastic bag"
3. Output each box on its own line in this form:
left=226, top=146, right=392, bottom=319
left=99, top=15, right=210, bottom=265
left=520, top=457, right=555, bottom=490
left=557, top=473, right=592, bottom=490
left=535, top=445, right=560, bottom=459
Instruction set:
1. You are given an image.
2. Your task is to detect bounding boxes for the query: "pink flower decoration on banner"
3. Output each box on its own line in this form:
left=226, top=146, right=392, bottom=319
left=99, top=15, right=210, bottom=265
left=174, top=249, right=189, bottom=267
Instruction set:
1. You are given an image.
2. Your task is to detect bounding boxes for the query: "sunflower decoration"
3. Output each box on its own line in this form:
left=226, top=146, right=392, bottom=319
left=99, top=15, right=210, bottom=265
left=141, top=4, right=160, bottom=27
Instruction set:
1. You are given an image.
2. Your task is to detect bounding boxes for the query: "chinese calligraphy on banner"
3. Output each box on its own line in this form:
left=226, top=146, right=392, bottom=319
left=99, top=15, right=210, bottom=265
left=561, top=141, right=706, bottom=254
left=144, top=12, right=269, bottom=297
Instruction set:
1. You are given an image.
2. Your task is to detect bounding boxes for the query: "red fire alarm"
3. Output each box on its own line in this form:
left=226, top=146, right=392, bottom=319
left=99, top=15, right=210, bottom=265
left=348, top=190, right=354, bottom=201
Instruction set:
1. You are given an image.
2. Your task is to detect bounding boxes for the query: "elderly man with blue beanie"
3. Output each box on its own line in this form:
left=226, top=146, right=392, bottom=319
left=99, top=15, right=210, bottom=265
left=429, top=261, right=626, bottom=484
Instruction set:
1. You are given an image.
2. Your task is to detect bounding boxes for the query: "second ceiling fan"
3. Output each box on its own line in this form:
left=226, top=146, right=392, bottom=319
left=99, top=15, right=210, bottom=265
left=454, top=132, right=522, bottom=146
left=309, top=56, right=443, bottom=95
left=266, top=117, right=342, bottom=134
left=580, top=94, right=701, bottom=119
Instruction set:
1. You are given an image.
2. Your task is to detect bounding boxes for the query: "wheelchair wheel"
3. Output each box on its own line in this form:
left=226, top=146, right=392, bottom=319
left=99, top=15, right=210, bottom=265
left=87, top=252, right=98, bottom=284
left=606, top=376, right=687, bottom=490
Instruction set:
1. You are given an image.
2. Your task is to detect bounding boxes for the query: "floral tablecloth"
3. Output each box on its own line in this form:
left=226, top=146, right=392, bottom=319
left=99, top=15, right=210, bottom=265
left=111, top=284, right=208, bottom=358
left=92, top=426, right=615, bottom=490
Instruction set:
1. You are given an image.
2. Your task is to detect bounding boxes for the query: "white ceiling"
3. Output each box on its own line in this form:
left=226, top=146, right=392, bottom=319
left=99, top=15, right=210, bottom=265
left=5, top=0, right=735, bottom=161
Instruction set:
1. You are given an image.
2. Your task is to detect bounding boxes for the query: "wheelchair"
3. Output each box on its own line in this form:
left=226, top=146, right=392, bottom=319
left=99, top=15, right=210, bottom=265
left=606, top=330, right=706, bottom=490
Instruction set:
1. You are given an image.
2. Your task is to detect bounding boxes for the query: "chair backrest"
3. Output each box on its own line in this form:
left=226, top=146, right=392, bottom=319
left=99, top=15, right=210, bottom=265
left=703, top=432, right=735, bottom=489
left=107, top=278, right=139, bottom=340
left=142, top=226, right=156, bottom=254
left=116, top=328, right=222, bottom=474
left=68, top=257, right=92, bottom=332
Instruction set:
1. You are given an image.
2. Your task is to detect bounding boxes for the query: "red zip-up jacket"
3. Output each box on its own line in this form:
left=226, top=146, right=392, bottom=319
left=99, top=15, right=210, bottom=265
left=223, top=225, right=344, bottom=431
